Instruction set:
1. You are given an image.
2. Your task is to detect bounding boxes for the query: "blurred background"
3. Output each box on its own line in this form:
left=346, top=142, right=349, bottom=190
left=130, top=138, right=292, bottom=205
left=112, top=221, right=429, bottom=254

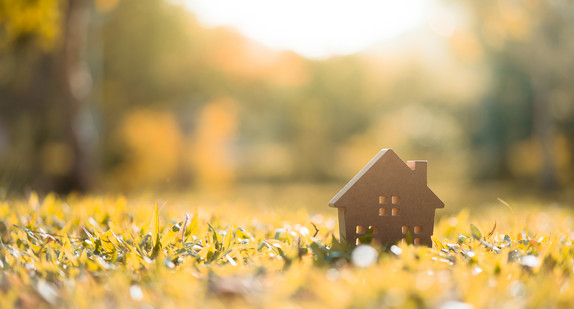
left=0, top=0, right=573, bottom=208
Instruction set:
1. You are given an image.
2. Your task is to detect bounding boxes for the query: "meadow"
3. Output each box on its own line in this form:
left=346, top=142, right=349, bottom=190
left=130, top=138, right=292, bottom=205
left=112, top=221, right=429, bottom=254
left=0, top=188, right=573, bottom=308
left=2, top=1, right=574, bottom=308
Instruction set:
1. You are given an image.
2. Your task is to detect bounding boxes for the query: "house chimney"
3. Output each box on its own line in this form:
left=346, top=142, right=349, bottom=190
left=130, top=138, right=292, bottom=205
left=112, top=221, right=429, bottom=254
left=407, top=160, right=427, bottom=184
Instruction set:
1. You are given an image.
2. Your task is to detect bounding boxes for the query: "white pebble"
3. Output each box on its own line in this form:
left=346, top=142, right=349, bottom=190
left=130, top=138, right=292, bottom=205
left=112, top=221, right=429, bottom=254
left=130, top=285, right=144, bottom=301
left=519, top=255, right=540, bottom=268
left=351, top=245, right=378, bottom=267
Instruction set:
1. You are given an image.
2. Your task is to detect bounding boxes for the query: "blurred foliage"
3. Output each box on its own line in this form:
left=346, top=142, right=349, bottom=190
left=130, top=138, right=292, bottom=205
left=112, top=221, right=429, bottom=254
left=0, top=0, right=61, bottom=51
left=0, top=0, right=573, bottom=194
left=458, top=0, right=574, bottom=189
left=0, top=193, right=574, bottom=307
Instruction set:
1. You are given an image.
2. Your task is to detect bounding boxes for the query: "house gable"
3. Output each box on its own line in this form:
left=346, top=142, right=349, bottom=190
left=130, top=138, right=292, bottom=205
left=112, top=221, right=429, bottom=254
left=329, top=149, right=403, bottom=207
left=329, top=149, right=442, bottom=210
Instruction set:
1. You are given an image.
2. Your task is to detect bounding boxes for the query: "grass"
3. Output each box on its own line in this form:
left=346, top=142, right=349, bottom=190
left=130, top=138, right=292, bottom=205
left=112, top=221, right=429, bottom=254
left=0, top=191, right=573, bottom=308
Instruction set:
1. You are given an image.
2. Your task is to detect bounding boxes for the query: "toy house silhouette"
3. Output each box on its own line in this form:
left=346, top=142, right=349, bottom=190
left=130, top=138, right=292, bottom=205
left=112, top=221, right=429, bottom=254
left=329, top=149, right=444, bottom=247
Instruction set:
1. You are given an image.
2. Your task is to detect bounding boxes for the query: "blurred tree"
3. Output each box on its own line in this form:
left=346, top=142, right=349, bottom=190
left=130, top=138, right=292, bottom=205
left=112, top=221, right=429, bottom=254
left=113, top=108, right=184, bottom=190
left=462, top=0, right=574, bottom=190
left=98, top=0, right=224, bottom=190
left=55, top=0, right=96, bottom=192
left=0, top=0, right=60, bottom=191
left=190, top=97, right=237, bottom=191
left=0, top=0, right=118, bottom=193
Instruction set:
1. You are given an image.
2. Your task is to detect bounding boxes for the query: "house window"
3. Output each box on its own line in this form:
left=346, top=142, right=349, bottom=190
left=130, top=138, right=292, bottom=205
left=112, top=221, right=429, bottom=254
left=414, top=238, right=422, bottom=246
left=356, top=226, right=365, bottom=234
left=379, top=196, right=387, bottom=204
left=391, top=208, right=399, bottom=216
left=368, top=226, right=378, bottom=234
left=414, top=226, right=422, bottom=234
left=401, top=226, right=409, bottom=234
left=379, top=208, right=387, bottom=216
left=392, top=195, right=400, bottom=204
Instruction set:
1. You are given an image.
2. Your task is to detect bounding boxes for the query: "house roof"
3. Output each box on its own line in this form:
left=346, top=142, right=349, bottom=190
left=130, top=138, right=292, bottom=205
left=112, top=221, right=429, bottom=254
left=328, top=148, right=444, bottom=209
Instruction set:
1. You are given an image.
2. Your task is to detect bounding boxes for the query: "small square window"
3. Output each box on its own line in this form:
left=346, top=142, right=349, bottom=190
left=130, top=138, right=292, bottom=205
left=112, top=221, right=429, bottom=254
left=401, top=226, right=409, bottom=234
left=379, top=208, right=387, bottom=216
left=414, top=238, right=422, bottom=246
left=368, top=226, right=378, bottom=234
left=379, top=196, right=387, bottom=204
left=356, top=226, right=365, bottom=234
left=391, top=208, right=399, bottom=216
left=414, top=226, right=422, bottom=234
left=392, top=196, right=400, bottom=204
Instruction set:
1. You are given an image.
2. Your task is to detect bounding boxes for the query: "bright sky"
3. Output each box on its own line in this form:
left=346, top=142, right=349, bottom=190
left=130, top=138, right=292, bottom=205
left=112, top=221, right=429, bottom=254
left=182, top=0, right=431, bottom=59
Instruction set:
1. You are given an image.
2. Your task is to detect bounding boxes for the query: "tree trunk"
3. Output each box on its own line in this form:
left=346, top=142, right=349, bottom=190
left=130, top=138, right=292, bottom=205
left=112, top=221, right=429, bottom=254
left=54, top=0, right=95, bottom=193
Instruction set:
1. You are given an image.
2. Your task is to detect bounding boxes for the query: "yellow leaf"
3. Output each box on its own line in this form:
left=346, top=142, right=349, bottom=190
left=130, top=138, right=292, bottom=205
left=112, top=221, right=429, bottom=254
left=151, top=202, right=160, bottom=248
left=222, top=226, right=233, bottom=251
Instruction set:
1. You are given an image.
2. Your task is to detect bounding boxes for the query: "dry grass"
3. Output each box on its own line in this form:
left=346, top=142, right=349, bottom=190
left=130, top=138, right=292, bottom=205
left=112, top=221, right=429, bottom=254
left=0, top=191, right=573, bottom=308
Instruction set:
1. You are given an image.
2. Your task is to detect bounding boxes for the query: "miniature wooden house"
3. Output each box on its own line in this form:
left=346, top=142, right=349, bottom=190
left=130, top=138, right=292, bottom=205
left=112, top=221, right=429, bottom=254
left=329, top=149, right=444, bottom=247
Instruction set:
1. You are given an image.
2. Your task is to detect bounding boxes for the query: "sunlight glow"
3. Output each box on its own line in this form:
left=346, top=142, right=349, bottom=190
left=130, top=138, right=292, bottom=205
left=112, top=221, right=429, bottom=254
left=182, top=0, right=429, bottom=59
